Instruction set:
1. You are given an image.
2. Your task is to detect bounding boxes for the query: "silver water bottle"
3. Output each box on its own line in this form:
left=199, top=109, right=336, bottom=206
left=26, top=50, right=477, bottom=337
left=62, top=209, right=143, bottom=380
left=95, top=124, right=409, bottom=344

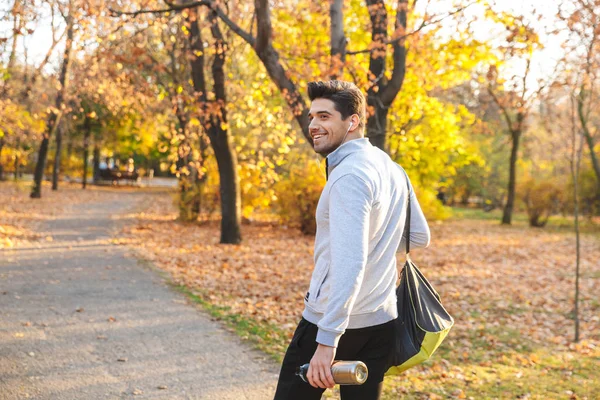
left=296, top=361, right=368, bottom=385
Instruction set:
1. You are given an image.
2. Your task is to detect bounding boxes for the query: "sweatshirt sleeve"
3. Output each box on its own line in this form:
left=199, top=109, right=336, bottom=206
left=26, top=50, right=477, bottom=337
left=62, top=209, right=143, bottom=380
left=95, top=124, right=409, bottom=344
left=316, top=174, right=373, bottom=348
left=398, top=179, right=431, bottom=252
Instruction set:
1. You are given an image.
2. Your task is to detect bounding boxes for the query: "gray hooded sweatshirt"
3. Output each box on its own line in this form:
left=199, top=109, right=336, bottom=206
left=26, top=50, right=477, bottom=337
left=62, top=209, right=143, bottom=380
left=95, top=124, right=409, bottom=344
left=302, top=138, right=430, bottom=347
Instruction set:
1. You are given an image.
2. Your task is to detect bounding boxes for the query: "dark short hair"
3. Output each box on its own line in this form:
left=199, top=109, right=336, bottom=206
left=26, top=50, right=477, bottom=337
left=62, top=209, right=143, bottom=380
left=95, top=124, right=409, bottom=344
left=307, top=80, right=366, bottom=129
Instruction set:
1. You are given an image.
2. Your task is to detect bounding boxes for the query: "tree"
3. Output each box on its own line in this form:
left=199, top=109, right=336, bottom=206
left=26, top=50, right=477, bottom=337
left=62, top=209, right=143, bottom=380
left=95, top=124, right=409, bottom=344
left=1, top=0, right=63, bottom=181
left=30, top=1, right=74, bottom=198
left=110, top=0, right=490, bottom=224
left=0, top=99, right=45, bottom=180
left=569, top=94, right=585, bottom=343
left=111, top=0, right=314, bottom=146
left=112, top=0, right=475, bottom=153
left=138, top=13, right=201, bottom=219
left=186, top=9, right=242, bottom=243
left=540, top=75, right=586, bottom=341
left=110, top=4, right=244, bottom=243
left=559, top=0, right=600, bottom=208
left=484, top=10, right=544, bottom=224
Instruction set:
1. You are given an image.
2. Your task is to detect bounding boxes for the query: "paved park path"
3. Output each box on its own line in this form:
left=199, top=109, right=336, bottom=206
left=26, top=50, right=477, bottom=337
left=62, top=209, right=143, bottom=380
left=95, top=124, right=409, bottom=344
left=0, top=191, right=279, bottom=399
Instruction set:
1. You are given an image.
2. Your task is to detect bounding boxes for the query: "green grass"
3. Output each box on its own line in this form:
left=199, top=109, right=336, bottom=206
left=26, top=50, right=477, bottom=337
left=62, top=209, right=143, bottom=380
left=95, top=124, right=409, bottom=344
left=381, top=326, right=600, bottom=400
left=450, top=206, right=525, bottom=222
left=451, top=206, right=600, bottom=235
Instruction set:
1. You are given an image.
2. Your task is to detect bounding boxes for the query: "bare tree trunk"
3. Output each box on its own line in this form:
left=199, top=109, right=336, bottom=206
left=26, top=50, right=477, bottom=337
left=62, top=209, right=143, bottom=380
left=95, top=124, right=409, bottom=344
left=31, top=10, right=73, bottom=198
left=570, top=96, right=584, bottom=343
left=577, top=96, right=600, bottom=200
left=0, top=138, right=4, bottom=181
left=209, top=123, right=242, bottom=244
left=329, top=0, right=346, bottom=80
left=364, top=0, right=408, bottom=151
left=366, top=102, right=390, bottom=150
left=252, top=0, right=311, bottom=145
left=209, top=12, right=241, bottom=244
left=82, top=115, right=91, bottom=189
left=573, top=175, right=581, bottom=343
left=195, top=133, right=210, bottom=215
left=66, top=132, right=73, bottom=163
left=52, top=123, right=63, bottom=190
left=175, top=112, right=198, bottom=222
left=187, top=9, right=241, bottom=244
left=14, top=137, right=21, bottom=181
left=175, top=117, right=189, bottom=172
left=502, top=129, right=521, bottom=225
left=92, top=144, right=100, bottom=183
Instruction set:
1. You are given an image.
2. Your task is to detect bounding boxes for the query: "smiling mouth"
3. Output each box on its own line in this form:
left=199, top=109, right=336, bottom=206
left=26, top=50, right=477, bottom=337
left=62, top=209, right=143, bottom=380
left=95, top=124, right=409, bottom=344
left=313, top=133, right=326, bottom=140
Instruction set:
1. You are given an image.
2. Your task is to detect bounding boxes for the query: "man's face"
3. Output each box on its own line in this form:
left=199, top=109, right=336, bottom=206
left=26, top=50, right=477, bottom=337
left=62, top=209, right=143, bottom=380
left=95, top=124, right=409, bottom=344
left=308, top=98, right=352, bottom=156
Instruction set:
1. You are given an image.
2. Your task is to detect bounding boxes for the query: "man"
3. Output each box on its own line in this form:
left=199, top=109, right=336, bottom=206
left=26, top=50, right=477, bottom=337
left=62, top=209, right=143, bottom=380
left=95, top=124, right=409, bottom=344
left=273, top=81, right=430, bottom=400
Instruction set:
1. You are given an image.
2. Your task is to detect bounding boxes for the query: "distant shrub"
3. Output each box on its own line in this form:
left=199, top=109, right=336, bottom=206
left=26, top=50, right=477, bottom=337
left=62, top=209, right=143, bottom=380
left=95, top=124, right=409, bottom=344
left=412, top=182, right=453, bottom=221
left=570, top=166, right=600, bottom=216
left=518, top=178, right=565, bottom=227
left=274, top=160, right=325, bottom=235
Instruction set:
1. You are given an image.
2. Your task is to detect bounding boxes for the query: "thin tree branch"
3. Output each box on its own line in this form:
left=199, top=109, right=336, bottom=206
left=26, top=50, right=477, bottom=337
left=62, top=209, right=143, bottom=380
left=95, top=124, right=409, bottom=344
left=487, top=85, right=515, bottom=133
left=109, top=0, right=256, bottom=46
left=347, top=0, right=476, bottom=55
left=20, top=7, right=68, bottom=101
left=520, top=57, right=531, bottom=107
left=380, top=0, right=408, bottom=105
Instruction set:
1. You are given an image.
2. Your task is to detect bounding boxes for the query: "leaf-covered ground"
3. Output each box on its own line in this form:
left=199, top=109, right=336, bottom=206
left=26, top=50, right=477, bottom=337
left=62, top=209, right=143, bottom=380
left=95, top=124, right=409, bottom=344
left=0, top=182, right=84, bottom=248
left=0, top=182, right=134, bottom=248
left=3, top=183, right=599, bottom=399
left=121, top=191, right=600, bottom=399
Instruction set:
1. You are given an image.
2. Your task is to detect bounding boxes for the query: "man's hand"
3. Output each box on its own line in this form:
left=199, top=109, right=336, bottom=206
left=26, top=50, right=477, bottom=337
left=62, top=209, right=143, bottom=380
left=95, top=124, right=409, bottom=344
left=307, top=344, right=336, bottom=389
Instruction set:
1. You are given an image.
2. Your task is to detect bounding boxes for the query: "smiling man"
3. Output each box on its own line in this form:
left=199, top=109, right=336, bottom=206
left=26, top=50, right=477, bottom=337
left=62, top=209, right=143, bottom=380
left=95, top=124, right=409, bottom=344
left=273, top=81, right=430, bottom=400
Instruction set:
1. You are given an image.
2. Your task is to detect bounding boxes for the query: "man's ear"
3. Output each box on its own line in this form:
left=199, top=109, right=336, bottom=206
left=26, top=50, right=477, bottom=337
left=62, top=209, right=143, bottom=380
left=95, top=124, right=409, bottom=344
left=350, top=115, right=360, bottom=131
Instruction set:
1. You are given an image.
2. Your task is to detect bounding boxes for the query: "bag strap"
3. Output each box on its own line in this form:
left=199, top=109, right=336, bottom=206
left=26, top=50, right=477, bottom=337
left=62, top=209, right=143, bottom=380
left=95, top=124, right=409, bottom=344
left=402, top=169, right=411, bottom=256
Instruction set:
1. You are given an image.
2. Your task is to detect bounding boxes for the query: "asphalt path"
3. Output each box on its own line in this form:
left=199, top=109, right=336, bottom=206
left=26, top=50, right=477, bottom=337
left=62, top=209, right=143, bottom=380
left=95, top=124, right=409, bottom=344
left=0, top=192, right=279, bottom=399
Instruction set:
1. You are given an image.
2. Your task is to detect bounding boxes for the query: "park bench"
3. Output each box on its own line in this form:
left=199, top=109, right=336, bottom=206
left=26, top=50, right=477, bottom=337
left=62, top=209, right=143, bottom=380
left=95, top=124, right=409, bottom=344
left=97, top=168, right=139, bottom=185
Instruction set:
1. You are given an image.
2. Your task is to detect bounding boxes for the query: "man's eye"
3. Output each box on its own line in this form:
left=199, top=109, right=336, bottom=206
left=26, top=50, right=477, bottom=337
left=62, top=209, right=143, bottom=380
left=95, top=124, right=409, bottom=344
left=320, top=115, right=328, bottom=120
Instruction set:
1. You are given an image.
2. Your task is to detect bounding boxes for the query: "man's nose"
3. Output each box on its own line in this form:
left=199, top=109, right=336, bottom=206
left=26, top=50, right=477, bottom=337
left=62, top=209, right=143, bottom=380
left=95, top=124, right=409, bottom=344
left=309, top=119, right=319, bottom=133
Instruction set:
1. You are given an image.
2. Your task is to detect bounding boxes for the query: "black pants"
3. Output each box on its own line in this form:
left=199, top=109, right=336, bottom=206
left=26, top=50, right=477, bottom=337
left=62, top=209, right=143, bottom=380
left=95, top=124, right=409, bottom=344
left=273, top=318, right=395, bottom=400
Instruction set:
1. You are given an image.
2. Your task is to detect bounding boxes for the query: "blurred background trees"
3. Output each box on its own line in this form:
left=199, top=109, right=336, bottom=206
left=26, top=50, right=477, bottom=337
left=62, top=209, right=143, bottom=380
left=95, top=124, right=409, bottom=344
left=2, top=0, right=599, bottom=241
